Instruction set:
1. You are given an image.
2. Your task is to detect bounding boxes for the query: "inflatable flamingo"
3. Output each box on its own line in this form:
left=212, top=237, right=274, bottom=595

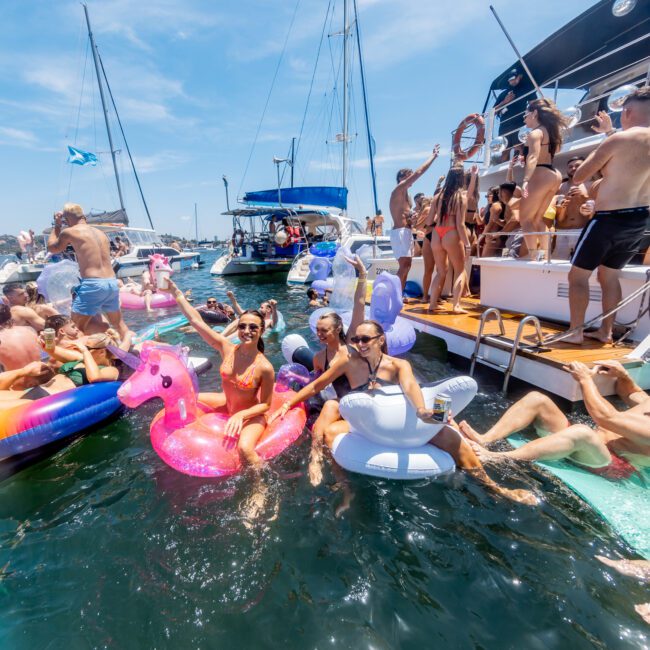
left=117, top=342, right=306, bottom=477
left=120, top=253, right=177, bottom=310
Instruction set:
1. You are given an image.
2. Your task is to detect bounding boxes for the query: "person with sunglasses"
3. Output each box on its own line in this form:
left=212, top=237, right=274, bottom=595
left=221, top=291, right=279, bottom=338
left=196, top=296, right=234, bottom=325
left=271, top=320, right=536, bottom=505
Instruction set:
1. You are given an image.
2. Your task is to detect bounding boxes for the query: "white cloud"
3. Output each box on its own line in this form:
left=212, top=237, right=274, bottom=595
left=0, top=127, right=38, bottom=146
left=132, top=151, right=187, bottom=173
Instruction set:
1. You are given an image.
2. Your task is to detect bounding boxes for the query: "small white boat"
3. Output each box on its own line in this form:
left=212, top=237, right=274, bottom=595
left=0, top=255, right=45, bottom=286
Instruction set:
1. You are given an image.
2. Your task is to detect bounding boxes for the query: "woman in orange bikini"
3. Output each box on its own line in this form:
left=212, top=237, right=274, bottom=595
left=426, top=166, right=471, bottom=313
left=519, top=98, right=569, bottom=258
left=167, top=279, right=275, bottom=469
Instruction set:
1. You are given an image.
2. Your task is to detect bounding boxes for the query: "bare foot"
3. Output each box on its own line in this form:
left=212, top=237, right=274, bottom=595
left=458, top=420, right=485, bottom=445
left=561, top=331, right=584, bottom=345
left=308, top=448, right=323, bottom=487
left=635, top=603, right=650, bottom=624
left=497, top=487, right=539, bottom=506
left=452, top=306, right=468, bottom=314
left=467, top=440, right=508, bottom=463
left=335, top=487, right=354, bottom=517
left=596, top=555, right=650, bottom=581
left=584, top=329, right=613, bottom=344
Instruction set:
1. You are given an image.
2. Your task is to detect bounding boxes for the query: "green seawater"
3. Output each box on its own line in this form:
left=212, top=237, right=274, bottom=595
left=1, top=251, right=648, bottom=649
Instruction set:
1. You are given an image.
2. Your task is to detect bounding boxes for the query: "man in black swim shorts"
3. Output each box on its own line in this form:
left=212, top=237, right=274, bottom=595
left=565, top=87, right=650, bottom=344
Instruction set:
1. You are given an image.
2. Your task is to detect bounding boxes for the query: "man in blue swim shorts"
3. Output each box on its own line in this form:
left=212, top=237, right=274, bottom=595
left=47, top=203, right=129, bottom=337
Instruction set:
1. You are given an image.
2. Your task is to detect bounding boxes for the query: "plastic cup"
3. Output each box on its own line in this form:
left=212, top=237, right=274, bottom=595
left=155, top=269, right=171, bottom=291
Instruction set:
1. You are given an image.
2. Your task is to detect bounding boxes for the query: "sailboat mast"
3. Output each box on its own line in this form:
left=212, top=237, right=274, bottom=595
left=83, top=3, right=126, bottom=213
left=342, top=0, right=349, bottom=201
left=194, top=203, right=198, bottom=245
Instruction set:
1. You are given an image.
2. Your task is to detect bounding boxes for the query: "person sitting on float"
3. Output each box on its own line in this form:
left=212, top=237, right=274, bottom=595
left=221, top=290, right=278, bottom=337
left=302, top=255, right=368, bottom=485
left=271, top=319, right=536, bottom=505
left=166, top=278, right=275, bottom=470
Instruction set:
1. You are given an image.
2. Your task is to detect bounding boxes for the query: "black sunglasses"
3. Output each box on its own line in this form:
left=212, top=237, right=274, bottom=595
left=237, top=323, right=260, bottom=332
left=206, top=300, right=217, bottom=305
left=351, top=334, right=381, bottom=344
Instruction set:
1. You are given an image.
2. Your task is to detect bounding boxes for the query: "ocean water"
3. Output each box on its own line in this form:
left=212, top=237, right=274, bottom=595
left=0, top=251, right=648, bottom=649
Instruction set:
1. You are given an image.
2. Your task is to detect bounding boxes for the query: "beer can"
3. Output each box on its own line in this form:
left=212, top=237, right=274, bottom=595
left=432, top=394, right=452, bottom=423
left=43, top=328, right=56, bottom=352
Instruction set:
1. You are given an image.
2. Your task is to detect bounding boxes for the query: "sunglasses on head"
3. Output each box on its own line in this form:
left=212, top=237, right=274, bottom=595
left=237, top=323, right=260, bottom=332
left=351, top=334, right=381, bottom=344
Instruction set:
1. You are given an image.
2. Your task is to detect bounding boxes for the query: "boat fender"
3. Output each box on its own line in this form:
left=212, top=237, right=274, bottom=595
left=281, top=333, right=315, bottom=372
left=452, top=113, right=485, bottom=162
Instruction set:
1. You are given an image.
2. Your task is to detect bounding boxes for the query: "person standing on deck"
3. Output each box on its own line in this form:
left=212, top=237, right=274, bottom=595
left=389, top=145, right=440, bottom=292
left=47, top=203, right=129, bottom=338
left=566, top=88, right=650, bottom=344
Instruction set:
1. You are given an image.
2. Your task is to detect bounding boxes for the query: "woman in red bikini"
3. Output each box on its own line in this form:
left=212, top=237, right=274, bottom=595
left=426, top=166, right=471, bottom=313
left=519, top=98, right=569, bottom=258
left=167, top=279, right=275, bottom=469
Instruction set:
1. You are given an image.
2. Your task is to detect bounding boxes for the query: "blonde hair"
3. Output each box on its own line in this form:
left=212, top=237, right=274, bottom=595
left=62, top=203, right=85, bottom=220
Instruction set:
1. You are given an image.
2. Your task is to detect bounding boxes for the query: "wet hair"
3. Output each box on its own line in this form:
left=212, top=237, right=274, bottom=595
left=358, top=319, right=388, bottom=354
left=622, top=86, right=650, bottom=109
left=526, top=98, right=569, bottom=157
left=396, top=168, right=412, bottom=183
left=239, top=309, right=266, bottom=352
left=567, top=156, right=585, bottom=166
left=0, top=303, right=12, bottom=328
left=44, top=314, right=69, bottom=334
left=499, top=181, right=517, bottom=195
left=440, top=166, right=465, bottom=219
left=2, top=282, right=23, bottom=297
left=318, top=311, right=346, bottom=344
left=307, top=288, right=318, bottom=300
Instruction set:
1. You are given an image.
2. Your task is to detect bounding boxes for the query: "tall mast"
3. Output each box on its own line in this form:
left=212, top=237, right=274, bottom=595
left=83, top=3, right=126, bottom=213
left=342, top=0, right=349, bottom=199
left=194, top=203, right=198, bottom=244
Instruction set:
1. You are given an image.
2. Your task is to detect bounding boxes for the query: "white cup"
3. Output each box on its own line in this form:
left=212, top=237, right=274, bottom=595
left=155, top=269, right=170, bottom=291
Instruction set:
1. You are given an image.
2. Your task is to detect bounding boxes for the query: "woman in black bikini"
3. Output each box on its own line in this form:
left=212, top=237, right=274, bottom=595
left=271, top=320, right=536, bottom=505
left=519, top=98, right=569, bottom=258
left=304, top=255, right=367, bottom=486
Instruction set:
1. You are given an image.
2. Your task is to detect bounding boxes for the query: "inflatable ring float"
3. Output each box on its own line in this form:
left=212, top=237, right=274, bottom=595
left=452, top=113, right=485, bottom=161
left=120, top=290, right=177, bottom=310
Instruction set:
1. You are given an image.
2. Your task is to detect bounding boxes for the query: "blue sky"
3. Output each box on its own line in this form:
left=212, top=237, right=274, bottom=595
left=0, top=0, right=596, bottom=240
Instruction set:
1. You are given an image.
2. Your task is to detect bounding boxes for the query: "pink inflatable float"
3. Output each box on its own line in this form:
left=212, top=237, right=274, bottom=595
left=117, top=342, right=306, bottom=477
left=119, top=253, right=177, bottom=310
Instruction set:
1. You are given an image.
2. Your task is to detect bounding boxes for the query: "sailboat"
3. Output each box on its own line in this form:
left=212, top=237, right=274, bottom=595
left=211, top=0, right=391, bottom=278
left=70, top=5, right=200, bottom=279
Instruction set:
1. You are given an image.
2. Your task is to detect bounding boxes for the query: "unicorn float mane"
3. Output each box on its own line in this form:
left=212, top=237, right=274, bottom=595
left=148, top=253, right=172, bottom=278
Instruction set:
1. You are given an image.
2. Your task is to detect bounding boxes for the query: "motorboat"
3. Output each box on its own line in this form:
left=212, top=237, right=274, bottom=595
left=0, top=255, right=45, bottom=286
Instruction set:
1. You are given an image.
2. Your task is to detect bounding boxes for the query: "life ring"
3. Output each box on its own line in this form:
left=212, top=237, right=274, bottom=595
left=452, top=113, right=485, bottom=161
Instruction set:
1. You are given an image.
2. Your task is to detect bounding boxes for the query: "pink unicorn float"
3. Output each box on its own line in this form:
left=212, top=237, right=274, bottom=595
left=120, top=253, right=177, bottom=310
left=117, top=342, right=307, bottom=477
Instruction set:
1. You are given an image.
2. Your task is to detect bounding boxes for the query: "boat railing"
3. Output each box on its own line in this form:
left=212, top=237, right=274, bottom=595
left=450, top=32, right=650, bottom=167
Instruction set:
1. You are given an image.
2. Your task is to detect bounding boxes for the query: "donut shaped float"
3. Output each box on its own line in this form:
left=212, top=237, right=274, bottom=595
left=120, top=290, right=178, bottom=310
left=117, top=343, right=306, bottom=477
left=197, top=306, right=230, bottom=325
left=332, top=376, right=477, bottom=479
left=310, top=241, right=338, bottom=258
left=309, top=256, right=331, bottom=281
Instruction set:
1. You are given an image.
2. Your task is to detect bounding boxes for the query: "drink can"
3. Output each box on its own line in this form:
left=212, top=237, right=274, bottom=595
left=43, top=328, right=56, bottom=352
left=432, top=394, right=452, bottom=423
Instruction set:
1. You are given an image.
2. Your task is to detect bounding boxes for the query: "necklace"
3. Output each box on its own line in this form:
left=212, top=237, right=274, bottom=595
left=367, top=353, right=383, bottom=391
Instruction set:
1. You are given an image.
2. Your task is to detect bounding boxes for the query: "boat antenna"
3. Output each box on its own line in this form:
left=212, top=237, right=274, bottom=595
left=290, top=137, right=295, bottom=188
left=97, top=51, right=155, bottom=229
left=82, top=4, right=126, bottom=214
left=222, top=175, right=231, bottom=211
left=352, top=0, right=379, bottom=216
left=489, top=5, right=543, bottom=98
left=273, top=156, right=291, bottom=207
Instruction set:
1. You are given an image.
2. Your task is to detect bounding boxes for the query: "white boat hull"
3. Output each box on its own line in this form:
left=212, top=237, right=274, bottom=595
left=210, top=251, right=293, bottom=276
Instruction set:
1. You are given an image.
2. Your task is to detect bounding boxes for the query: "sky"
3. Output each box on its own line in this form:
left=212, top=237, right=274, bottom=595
left=0, top=0, right=597, bottom=240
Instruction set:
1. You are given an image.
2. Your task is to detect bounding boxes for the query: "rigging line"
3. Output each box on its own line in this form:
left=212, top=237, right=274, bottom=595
left=67, top=37, right=91, bottom=199
left=97, top=49, right=155, bottom=229
left=294, top=0, right=332, bottom=166
left=237, top=0, right=302, bottom=199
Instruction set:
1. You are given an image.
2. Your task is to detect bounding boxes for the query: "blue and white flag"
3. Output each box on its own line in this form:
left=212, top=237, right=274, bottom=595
left=67, top=145, right=98, bottom=166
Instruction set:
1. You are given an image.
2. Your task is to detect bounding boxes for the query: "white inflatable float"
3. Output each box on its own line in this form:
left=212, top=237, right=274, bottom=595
left=332, top=376, right=477, bottom=479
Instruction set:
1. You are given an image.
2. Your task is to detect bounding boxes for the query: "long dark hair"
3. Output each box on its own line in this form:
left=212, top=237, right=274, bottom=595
left=319, top=312, right=346, bottom=344
left=240, top=309, right=266, bottom=352
left=439, top=166, right=465, bottom=220
left=527, top=98, right=569, bottom=157
left=359, top=319, right=388, bottom=354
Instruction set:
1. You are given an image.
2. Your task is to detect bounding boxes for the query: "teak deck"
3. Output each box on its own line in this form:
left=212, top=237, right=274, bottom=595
left=400, top=297, right=637, bottom=370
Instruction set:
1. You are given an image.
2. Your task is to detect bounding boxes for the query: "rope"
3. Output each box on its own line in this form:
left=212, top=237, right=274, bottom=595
left=237, top=0, right=302, bottom=199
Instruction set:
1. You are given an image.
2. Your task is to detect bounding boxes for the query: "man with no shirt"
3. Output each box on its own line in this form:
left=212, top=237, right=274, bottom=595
left=0, top=303, right=41, bottom=373
left=47, top=203, right=129, bottom=337
left=2, top=283, right=45, bottom=331
left=566, top=87, right=650, bottom=344
left=389, top=145, right=440, bottom=291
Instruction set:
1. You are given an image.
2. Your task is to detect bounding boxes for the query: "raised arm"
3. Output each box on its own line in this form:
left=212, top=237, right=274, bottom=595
left=226, top=290, right=244, bottom=316
left=467, top=165, right=479, bottom=212
left=47, top=212, right=70, bottom=254
left=345, top=255, right=367, bottom=344
left=168, top=279, right=233, bottom=356
left=70, top=341, right=119, bottom=383
left=269, top=299, right=279, bottom=328
left=397, top=145, right=440, bottom=190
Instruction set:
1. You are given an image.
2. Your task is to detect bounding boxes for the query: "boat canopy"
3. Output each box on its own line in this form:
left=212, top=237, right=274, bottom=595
left=242, top=186, right=348, bottom=211
left=86, top=209, right=129, bottom=225
left=486, top=0, right=650, bottom=98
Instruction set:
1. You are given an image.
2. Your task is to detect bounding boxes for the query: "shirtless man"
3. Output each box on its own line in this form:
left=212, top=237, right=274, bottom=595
left=389, top=145, right=440, bottom=291
left=0, top=303, right=41, bottom=372
left=459, top=360, right=649, bottom=479
left=553, top=156, right=590, bottom=259
left=2, top=283, right=45, bottom=331
left=140, top=266, right=156, bottom=313
left=47, top=203, right=129, bottom=337
left=567, top=87, right=650, bottom=344
left=44, top=314, right=82, bottom=349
